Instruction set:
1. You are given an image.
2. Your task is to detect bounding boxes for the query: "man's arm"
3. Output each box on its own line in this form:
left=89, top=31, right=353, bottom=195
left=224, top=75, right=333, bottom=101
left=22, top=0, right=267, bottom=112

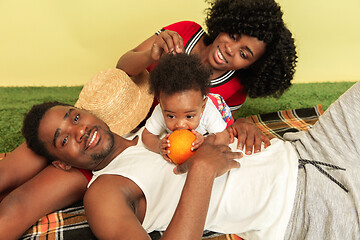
left=0, top=143, right=49, bottom=202
left=84, top=175, right=151, bottom=240
left=163, top=160, right=215, bottom=239
left=163, top=140, right=239, bottom=239
left=0, top=165, right=87, bottom=240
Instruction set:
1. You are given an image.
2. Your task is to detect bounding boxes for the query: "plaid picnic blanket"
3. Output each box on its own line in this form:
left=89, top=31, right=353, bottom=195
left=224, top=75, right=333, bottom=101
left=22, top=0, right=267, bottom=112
left=20, top=201, right=96, bottom=240
left=246, top=104, right=323, bottom=140
left=0, top=105, right=324, bottom=240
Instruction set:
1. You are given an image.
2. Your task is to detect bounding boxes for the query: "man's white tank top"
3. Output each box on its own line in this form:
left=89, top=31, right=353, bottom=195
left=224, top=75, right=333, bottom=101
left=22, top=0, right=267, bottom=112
left=89, top=130, right=298, bottom=240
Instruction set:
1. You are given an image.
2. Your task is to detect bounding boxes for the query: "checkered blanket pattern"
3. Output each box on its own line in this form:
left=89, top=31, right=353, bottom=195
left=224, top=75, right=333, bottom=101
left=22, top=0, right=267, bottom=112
left=0, top=105, right=323, bottom=239
left=246, top=104, right=323, bottom=140
left=20, top=202, right=96, bottom=240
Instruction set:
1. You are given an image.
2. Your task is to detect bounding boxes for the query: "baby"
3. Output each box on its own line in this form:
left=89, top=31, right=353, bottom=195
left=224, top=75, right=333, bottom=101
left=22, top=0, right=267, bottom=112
left=142, top=53, right=234, bottom=161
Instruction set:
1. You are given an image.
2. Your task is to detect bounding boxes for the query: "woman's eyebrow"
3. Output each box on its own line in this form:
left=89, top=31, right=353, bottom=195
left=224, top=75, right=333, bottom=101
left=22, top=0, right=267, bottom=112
left=245, top=46, right=254, bottom=57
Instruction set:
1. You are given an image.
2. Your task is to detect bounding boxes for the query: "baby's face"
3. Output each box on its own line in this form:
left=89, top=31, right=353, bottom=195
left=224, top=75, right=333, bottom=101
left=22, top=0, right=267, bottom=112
left=159, top=89, right=206, bottom=132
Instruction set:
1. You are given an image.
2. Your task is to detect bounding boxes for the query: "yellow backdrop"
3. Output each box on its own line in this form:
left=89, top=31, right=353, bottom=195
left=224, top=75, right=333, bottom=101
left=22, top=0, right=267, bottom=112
left=0, top=0, right=359, bottom=86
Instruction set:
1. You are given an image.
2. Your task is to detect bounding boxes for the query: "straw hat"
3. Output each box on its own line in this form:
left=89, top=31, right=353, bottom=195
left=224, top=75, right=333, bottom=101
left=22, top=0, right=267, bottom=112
left=75, top=69, right=153, bottom=136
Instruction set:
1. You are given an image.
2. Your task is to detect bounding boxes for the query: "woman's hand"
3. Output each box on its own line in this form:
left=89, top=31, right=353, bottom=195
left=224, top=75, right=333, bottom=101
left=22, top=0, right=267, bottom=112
left=117, top=30, right=184, bottom=77
left=150, top=30, right=184, bottom=61
left=228, top=118, right=271, bottom=155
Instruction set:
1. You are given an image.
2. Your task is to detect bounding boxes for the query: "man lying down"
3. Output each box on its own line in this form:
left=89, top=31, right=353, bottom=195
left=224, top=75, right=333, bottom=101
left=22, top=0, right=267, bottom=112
left=21, top=70, right=360, bottom=240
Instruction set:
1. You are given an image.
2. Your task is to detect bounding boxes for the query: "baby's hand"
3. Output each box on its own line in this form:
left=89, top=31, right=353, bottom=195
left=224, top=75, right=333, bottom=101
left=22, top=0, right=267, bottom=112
left=160, top=134, right=172, bottom=162
left=226, top=126, right=235, bottom=144
left=191, top=130, right=204, bottom=151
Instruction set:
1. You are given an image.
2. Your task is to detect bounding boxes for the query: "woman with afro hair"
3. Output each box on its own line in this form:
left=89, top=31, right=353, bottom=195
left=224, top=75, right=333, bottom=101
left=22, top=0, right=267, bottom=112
left=117, top=0, right=297, bottom=113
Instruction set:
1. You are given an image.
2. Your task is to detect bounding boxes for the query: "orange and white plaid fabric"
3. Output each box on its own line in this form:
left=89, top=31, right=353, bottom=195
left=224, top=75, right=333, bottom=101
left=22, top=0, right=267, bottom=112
left=20, top=202, right=95, bottom=240
left=247, top=105, right=323, bottom=140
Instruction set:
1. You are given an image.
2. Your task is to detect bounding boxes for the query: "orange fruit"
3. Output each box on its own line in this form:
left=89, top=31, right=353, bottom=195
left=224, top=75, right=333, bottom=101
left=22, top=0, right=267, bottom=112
left=167, top=129, right=196, bottom=164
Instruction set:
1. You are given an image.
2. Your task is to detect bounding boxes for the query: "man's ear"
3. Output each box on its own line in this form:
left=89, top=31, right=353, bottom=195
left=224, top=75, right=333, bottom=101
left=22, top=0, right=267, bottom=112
left=52, top=160, right=72, bottom=171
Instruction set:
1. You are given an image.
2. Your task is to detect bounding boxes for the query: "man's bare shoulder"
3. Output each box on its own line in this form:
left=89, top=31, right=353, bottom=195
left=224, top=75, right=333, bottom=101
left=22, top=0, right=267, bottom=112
left=84, top=174, right=149, bottom=239
left=87, top=174, right=144, bottom=200
left=85, top=174, right=146, bottom=219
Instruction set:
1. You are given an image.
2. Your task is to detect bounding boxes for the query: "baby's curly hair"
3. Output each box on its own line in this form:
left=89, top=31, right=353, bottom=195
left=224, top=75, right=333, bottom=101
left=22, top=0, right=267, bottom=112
left=204, top=0, right=297, bottom=98
left=149, top=53, right=212, bottom=98
left=22, top=101, right=72, bottom=162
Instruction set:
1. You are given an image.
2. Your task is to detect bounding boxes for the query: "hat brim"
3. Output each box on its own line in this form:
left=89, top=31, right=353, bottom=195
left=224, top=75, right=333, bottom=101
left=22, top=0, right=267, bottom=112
left=75, top=69, right=153, bottom=136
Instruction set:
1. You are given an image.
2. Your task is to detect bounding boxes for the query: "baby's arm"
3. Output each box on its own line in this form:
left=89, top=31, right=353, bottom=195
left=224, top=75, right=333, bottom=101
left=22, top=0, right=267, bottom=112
left=142, top=128, right=172, bottom=161
left=191, top=129, right=230, bottom=151
left=213, top=129, right=231, bottom=146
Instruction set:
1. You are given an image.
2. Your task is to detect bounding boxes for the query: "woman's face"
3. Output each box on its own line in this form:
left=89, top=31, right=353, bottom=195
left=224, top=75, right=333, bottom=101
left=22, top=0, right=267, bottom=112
left=208, top=33, right=266, bottom=71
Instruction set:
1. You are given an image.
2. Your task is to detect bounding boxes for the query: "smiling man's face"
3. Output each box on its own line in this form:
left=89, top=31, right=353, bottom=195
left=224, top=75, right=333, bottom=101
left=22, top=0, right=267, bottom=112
left=38, top=106, right=114, bottom=170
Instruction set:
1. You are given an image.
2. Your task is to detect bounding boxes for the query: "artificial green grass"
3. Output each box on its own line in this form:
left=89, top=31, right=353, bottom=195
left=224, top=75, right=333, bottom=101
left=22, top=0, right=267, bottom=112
left=0, top=82, right=356, bottom=153
left=234, top=81, right=356, bottom=118
left=0, top=87, right=82, bottom=153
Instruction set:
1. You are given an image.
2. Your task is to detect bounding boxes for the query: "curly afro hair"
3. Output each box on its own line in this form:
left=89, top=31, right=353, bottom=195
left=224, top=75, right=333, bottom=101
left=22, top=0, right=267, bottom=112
left=204, top=0, right=297, bottom=98
left=22, top=101, right=72, bottom=162
left=149, top=53, right=212, bottom=98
